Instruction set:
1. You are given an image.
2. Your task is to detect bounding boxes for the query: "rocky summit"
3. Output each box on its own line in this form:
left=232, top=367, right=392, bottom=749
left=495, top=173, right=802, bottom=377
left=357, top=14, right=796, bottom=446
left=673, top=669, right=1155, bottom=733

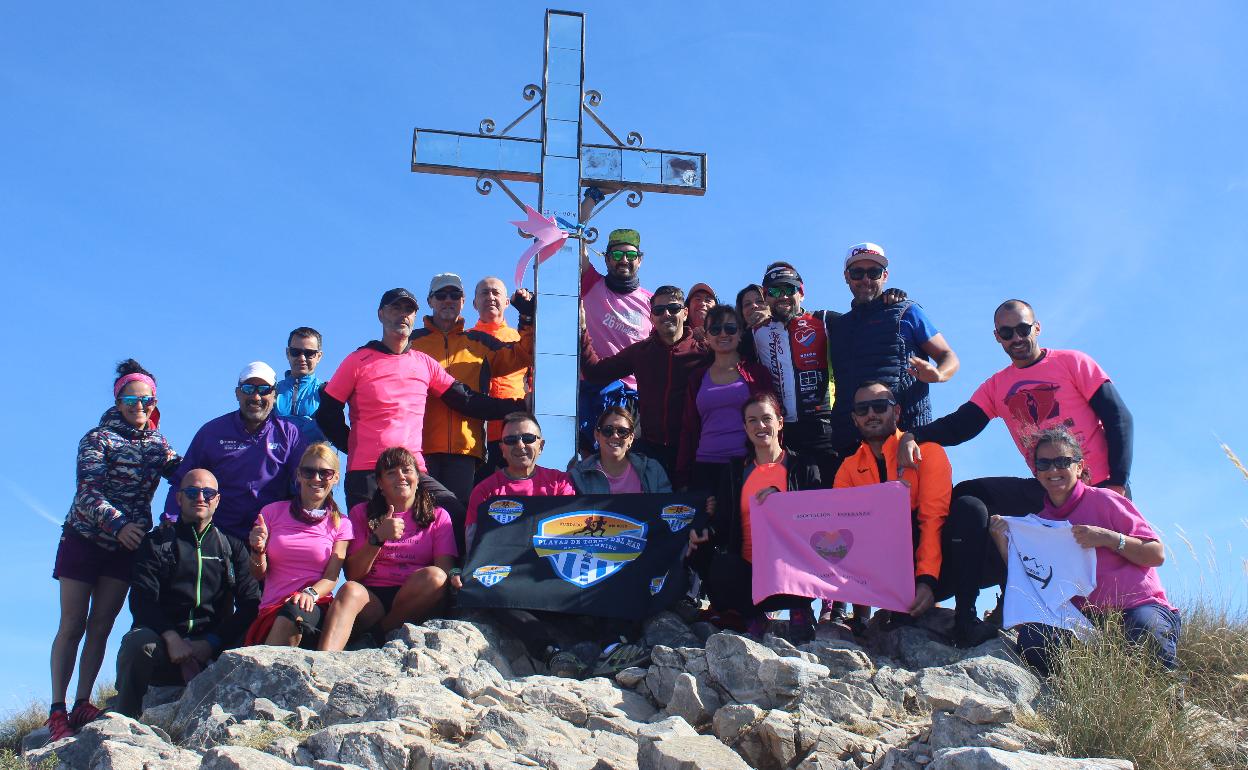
left=22, top=609, right=1136, bottom=769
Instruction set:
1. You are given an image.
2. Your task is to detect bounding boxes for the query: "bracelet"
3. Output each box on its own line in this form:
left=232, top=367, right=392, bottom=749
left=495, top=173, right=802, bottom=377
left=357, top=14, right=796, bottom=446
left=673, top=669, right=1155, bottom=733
left=368, top=532, right=384, bottom=548
left=301, top=586, right=319, bottom=599
left=1115, top=534, right=1127, bottom=552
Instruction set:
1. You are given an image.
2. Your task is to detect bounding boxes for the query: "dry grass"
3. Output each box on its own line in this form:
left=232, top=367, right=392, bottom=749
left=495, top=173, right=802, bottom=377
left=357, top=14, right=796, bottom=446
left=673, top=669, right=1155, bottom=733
left=0, top=701, right=46, bottom=754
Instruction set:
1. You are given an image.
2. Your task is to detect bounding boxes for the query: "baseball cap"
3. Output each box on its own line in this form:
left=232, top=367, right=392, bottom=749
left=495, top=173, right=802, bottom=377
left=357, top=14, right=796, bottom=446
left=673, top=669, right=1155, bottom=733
left=762, top=262, right=804, bottom=289
left=428, top=273, right=464, bottom=295
left=607, top=228, right=641, bottom=249
left=687, top=283, right=716, bottom=302
left=378, top=288, right=418, bottom=310
left=237, top=361, right=277, bottom=386
left=844, top=242, right=888, bottom=268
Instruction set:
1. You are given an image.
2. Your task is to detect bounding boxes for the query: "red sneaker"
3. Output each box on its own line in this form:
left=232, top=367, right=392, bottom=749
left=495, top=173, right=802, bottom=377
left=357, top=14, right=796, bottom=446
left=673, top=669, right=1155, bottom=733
left=68, top=700, right=104, bottom=730
left=45, top=710, right=73, bottom=742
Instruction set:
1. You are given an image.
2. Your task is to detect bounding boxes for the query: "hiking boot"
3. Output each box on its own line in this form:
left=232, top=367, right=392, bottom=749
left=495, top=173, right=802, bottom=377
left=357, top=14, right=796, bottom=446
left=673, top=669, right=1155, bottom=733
left=953, top=615, right=999, bottom=649
left=68, top=700, right=104, bottom=730
left=591, top=642, right=651, bottom=678
left=546, top=649, right=587, bottom=679
left=45, top=710, right=73, bottom=742
left=983, top=591, right=1005, bottom=628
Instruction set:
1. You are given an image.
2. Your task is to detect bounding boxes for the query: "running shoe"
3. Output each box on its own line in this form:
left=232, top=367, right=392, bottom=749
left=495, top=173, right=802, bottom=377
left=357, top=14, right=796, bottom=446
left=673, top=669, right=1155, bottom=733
left=68, top=700, right=104, bottom=730
left=591, top=642, right=651, bottom=678
left=953, top=615, right=999, bottom=649
left=546, top=649, right=587, bottom=679
left=45, top=710, right=73, bottom=742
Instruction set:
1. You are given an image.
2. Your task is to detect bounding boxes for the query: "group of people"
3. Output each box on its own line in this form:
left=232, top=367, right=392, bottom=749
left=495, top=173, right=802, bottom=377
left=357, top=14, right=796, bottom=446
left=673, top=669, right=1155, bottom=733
left=46, top=203, right=1176, bottom=741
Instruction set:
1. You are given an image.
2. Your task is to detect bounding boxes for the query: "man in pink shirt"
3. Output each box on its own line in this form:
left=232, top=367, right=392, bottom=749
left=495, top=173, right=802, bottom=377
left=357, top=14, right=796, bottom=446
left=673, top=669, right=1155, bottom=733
left=316, top=288, right=524, bottom=523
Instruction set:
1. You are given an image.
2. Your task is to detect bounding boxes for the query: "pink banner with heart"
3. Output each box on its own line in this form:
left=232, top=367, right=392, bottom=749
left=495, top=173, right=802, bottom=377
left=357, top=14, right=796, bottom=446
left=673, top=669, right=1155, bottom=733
left=750, top=482, right=916, bottom=612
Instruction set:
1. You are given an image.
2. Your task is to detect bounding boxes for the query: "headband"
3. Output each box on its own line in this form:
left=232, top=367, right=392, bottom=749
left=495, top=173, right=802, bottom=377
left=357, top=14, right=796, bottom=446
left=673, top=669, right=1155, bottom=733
left=114, top=373, right=157, bottom=398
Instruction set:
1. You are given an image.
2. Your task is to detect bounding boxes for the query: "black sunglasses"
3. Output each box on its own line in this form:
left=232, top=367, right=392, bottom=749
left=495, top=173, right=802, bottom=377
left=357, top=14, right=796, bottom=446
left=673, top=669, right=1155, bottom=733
left=996, top=322, right=1034, bottom=340
left=1035, top=456, right=1078, bottom=471
left=238, top=383, right=276, bottom=396
left=847, top=266, right=885, bottom=280
left=651, top=303, right=684, bottom=316
left=766, top=285, right=797, bottom=298
left=501, top=433, right=541, bottom=446
left=288, top=347, right=320, bottom=359
left=181, top=486, right=219, bottom=501
left=432, top=290, right=464, bottom=301
left=298, top=466, right=336, bottom=481
left=851, top=398, right=896, bottom=417
left=707, top=323, right=739, bottom=336
left=596, top=425, right=633, bottom=439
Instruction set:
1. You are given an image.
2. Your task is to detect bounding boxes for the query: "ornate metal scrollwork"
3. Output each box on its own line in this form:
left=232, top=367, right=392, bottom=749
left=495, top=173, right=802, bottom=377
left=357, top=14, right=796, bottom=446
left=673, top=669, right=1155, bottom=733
left=475, top=176, right=495, bottom=195
left=522, top=83, right=543, bottom=101
left=478, top=118, right=497, bottom=135
left=479, top=84, right=545, bottom=137
left=581, top=88, right=645, bottom=149
left=626, top=131, right=643, bottom=147
left=475, top=174, right=527, bottom=213
left=582, top=226, right=599, bottom=244
left=583, top=90, right=602, bottom=107
left=625, top=189, right=644, bottom=208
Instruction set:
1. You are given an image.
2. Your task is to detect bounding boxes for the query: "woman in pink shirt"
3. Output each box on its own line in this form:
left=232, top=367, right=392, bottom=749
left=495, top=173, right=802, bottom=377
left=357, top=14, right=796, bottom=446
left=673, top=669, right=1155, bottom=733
left=319, top=447, right=460, bottom=650
left=244, top=442, right=354, bottom=648
left=989, top=426, right=1178, bottom=675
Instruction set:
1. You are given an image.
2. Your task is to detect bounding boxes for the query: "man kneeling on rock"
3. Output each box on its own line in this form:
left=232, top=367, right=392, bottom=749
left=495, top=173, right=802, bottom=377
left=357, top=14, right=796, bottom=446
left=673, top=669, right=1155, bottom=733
left=114, top=469, right=260, bottom=717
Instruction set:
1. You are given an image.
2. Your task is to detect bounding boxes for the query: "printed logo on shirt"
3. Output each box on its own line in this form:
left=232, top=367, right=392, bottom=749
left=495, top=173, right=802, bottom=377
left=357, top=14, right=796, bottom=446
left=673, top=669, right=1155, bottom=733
left=1003, top=380, right=1062, bottom=427
left=1021, top=555, right=1054, bottom=590
left=218, top=439, right=244, bottom=452
left=487, top=499, right=524, bottom=525
left=798, top=370, right=821, bottom=390
left=472, top=565, right=512, bottom=587
left=649, top=575, right=667, bottom=595
left=268, top=442, right=282, bottom=451
left=809, top=529, right=855, bottom=563
left=659, top=504, right=696, bottom=532
left=532, top=511, right=647, bottom=588
left=795, top=329, right=816, bottom=347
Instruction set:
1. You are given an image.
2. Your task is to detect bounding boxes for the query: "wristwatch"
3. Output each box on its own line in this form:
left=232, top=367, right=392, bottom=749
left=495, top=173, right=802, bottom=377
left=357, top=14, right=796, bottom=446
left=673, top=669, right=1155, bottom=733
left=368, top=531, right=384, bottom=547
left=1115, top=534, right=1127, bottom=552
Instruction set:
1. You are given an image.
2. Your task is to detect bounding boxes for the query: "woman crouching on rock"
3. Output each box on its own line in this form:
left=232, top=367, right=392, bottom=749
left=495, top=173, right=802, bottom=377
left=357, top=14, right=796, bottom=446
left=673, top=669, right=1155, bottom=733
left=245, top=442, right=355, bottom=648
left=318, top=447, right=460, bottom=650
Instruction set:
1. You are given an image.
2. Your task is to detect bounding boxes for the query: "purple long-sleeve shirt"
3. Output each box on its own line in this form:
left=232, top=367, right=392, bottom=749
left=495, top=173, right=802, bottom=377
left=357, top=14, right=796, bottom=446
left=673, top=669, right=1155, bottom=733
left=162, top=411, right=303, bottom=540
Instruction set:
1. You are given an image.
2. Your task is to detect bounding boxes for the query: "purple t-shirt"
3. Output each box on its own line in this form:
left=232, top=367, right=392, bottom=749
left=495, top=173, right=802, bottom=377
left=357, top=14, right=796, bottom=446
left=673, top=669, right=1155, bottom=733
left=695, top=373, right=751, bottom=463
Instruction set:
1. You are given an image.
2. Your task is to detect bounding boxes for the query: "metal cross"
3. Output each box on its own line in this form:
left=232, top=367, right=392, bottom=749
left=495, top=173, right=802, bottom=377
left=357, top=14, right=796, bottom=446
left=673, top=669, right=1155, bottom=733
left=410, top=9, right=707, bottom=466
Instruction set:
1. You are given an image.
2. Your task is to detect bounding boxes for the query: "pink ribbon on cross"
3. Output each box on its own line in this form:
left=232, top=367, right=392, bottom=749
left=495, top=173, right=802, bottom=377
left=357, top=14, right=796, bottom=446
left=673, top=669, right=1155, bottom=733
left=511, top=205, right=570, bottom=289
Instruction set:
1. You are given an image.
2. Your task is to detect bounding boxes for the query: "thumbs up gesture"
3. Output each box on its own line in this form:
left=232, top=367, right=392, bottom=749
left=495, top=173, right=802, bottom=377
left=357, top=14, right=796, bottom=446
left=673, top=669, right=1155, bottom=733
left=249, top=515, right=269, bottom=554
left=376, top=505, right=406, bottom=542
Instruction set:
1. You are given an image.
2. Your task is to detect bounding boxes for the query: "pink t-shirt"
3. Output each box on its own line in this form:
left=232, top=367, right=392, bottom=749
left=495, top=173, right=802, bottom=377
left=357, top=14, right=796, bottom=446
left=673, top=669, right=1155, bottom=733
left=257, top=501, right=354, bottom=609
left=599, top=461, right=642, bottom=494
left=581, top=265, right=652, bottom=389
left=465, top=466, right=577, bottom=532
left=323, top=344, right=456, bottom=472
left=1038, top=482, right=1174, bottom=612
left=346, top=502, right=458, bottom=587
left=969, top=349, right=1113, bottom=484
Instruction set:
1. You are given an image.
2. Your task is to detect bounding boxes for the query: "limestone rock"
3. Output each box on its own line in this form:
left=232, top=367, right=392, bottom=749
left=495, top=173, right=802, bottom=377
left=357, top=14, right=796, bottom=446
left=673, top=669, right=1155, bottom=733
left=303, top=720, right=414, bottom=769
left=758, top=656, right=830, bottom=706
left=24, top=713, right=196, bottom=770
left=453, top=659, right=508, bottom=699
left=799, top=639, right=875, bottom=677
left=704, top=632, right=778, bottom=706
left=955, top=695, right=1016, bottom=725
left=324, top=678, right=478, bottom=738
left=928, top=746, right=1134, bottom=769
left=637, top=734, right=751, bottom=769
left=202, top=744, right=298, bottom=769
left=928, top=710, right=1056, bottom=753
left=665, top=672, right=721, bottom=727
left=914, top=655, right=1040, bottom=713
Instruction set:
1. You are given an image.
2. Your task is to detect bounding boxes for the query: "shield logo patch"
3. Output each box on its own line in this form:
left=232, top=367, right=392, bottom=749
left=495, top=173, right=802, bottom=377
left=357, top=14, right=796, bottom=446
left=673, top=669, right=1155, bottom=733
left=660, top=504, right=695, bottom=532
left=488, top=499, right=524, bottom=525
left=472, top=565, right=512, bottom=587
left=532, top=511, right=647, bottom=588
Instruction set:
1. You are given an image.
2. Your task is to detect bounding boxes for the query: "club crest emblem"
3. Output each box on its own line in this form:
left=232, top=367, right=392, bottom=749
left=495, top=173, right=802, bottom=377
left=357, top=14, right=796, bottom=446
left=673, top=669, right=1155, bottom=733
left=472, top=565, right=512, bottom=587
left=795, top=329, right=816, bottom=347
left=649, top=575, right=667, bottom=595
left=487, top=499, right=524, bottom=525
left=532, top=511, right=647, bottom=588
left=810, top=529, right=855, bottom=563
left=660, top=504, right=695, bottom=532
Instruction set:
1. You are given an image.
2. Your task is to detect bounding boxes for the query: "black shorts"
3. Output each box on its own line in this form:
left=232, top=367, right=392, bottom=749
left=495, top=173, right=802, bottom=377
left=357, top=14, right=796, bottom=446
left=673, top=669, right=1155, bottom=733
left=276, top=599, right=326, bottom=639
left=368, top=585, right=402, bottom=614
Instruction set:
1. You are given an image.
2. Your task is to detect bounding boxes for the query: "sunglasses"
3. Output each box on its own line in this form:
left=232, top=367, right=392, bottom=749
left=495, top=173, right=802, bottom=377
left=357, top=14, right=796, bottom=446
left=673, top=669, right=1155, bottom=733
left=996, top=322, right=1035, bottom=340
left=288, top=347, right=320, bottom=359
left=606, top=249, right=641, bottom=262
left=1035, top=456, right=1078, bottom=471
left=847, top=266, right=885, bottom=280
left=298, top=466, right=336, bottom=481
left=707, top=323, right=739, bottom=336
left=596, top=425, right=633, bottom=439
left=501, top=433, right=541, bottom=446
left=432, top=290, right=464, bottom=301
left=181, top=486, right=219, bottom=501
left=851, top=398, right=897, bottom=417
left=651, top=303, right=684, bottom=316
left=118, top=395, right=156, bottom=408
left=766, top=285, right=797, bottom=298
left=238, top=383, right=276, bottom=396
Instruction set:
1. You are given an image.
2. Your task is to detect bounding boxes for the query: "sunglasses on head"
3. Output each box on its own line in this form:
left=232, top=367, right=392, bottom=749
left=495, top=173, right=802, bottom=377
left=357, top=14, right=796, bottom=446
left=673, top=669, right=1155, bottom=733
left=238, top=383, right=276, bottom=396
left=851, top=398, right=897, bottom=417
left=597, top=425, right=633, bottom=439
left=181, top=486, right=219, bottom=501
left=432, top=289, right=463, bottom=301
left=996, top=322, right=1034, bottom=340
left=651, top=303, right=684, bottom=316
left=298, top=466, right=336, bottom=481
left=118, top=395, right=156, bottom=407
left=288, top=347, right=320, bottom=359
left=501, top=433, right=541, bottom=446
left=766, top=285, right=797, bottom=298
left=707, top=323, right=739, bottom=336
left=607, top=249, right=641, bottom=262
left=1035, top=456, right=1078, bottom=471
left=847, top=266, right=885, bottom=280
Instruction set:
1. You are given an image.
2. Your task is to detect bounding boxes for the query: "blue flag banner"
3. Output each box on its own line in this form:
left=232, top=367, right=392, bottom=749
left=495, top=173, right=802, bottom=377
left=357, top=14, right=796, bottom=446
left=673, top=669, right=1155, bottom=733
left=457, top=494, right=706, bottom=620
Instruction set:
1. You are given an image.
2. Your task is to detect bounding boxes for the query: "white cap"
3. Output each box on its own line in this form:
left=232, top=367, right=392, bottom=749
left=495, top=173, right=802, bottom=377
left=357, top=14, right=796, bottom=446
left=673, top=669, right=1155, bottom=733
left=844, top=242, right=888, bottom=268
left=237, top=361, right=277, bottom=386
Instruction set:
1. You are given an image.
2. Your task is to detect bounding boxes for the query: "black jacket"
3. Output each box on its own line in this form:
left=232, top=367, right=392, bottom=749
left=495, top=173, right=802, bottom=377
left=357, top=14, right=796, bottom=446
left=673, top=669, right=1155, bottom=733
left=128, top=521, right=260, bottom=651
left=712, top=450, right=824, bottom=557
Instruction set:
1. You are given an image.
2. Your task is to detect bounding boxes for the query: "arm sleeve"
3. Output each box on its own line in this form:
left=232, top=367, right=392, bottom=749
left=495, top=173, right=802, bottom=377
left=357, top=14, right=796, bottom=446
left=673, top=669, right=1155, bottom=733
left=910, top=401, right=991, bottom=447
left=160, top=438, right=182, bottom=482
left=74, top=431, right=127, bottom=535
left=315, top=392, right=351, bottom=453
left=900, top=304, right=938, bottom=348
left=219, top=539, right=261, bottom=649
left=649, top=461, right=673, bottom=494
left=581, top=262, right=602, bottom=293
left=439, top=381, right=525, bottom=420
left=480, top=329, right=534, bottom=377
left=128, top=538, right=174, bottom=634
left=1103, top=493, right=1159, bottom=542
left=1088, top=382, right=1133, bottom=487
left=913, top=444, right=952, bottom=582
left=579, top=331, right=638, bottom=382
left=432, top=509, right=459, bottom=559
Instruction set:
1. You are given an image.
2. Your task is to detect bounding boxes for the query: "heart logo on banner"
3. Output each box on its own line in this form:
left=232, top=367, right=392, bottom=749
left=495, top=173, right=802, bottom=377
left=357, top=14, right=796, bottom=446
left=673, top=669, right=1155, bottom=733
left=809, top=529, right=855, bottom=563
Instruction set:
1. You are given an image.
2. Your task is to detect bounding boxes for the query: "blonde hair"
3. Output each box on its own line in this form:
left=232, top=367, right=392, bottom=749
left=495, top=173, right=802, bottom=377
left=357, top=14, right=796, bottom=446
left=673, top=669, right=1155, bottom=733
left=298, top=442, right=342, bottom=526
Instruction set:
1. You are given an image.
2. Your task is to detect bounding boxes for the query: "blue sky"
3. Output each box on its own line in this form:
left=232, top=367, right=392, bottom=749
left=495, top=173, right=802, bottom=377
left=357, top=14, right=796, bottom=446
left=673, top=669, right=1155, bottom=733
left=3, top=2, right=1246, bottom=708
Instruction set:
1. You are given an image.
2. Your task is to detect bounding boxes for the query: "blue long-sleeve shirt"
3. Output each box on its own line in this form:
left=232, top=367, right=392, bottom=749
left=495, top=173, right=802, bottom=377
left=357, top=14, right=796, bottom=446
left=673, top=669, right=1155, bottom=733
left=276, top=371, right=325, bottom=443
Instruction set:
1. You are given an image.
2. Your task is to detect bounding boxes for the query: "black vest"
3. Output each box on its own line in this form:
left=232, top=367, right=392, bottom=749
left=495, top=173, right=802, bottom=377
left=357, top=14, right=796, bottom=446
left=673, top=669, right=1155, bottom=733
left=827, top=299, right=932, bottom=447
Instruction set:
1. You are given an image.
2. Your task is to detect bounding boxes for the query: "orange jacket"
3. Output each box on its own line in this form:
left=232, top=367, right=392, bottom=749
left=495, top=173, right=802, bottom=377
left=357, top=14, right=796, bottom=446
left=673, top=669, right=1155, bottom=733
left=410, top=317, right=533, bottom=459
left=832, top=430, right=951, bottom=582
left=471, top=319, right=529, bottom=442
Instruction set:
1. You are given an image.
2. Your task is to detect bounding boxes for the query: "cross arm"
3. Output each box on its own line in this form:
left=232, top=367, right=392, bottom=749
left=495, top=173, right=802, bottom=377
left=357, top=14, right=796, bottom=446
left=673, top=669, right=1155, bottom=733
left=412, top=128, right=542, bottom=183
left=581, top=144, right=706, bottom=196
